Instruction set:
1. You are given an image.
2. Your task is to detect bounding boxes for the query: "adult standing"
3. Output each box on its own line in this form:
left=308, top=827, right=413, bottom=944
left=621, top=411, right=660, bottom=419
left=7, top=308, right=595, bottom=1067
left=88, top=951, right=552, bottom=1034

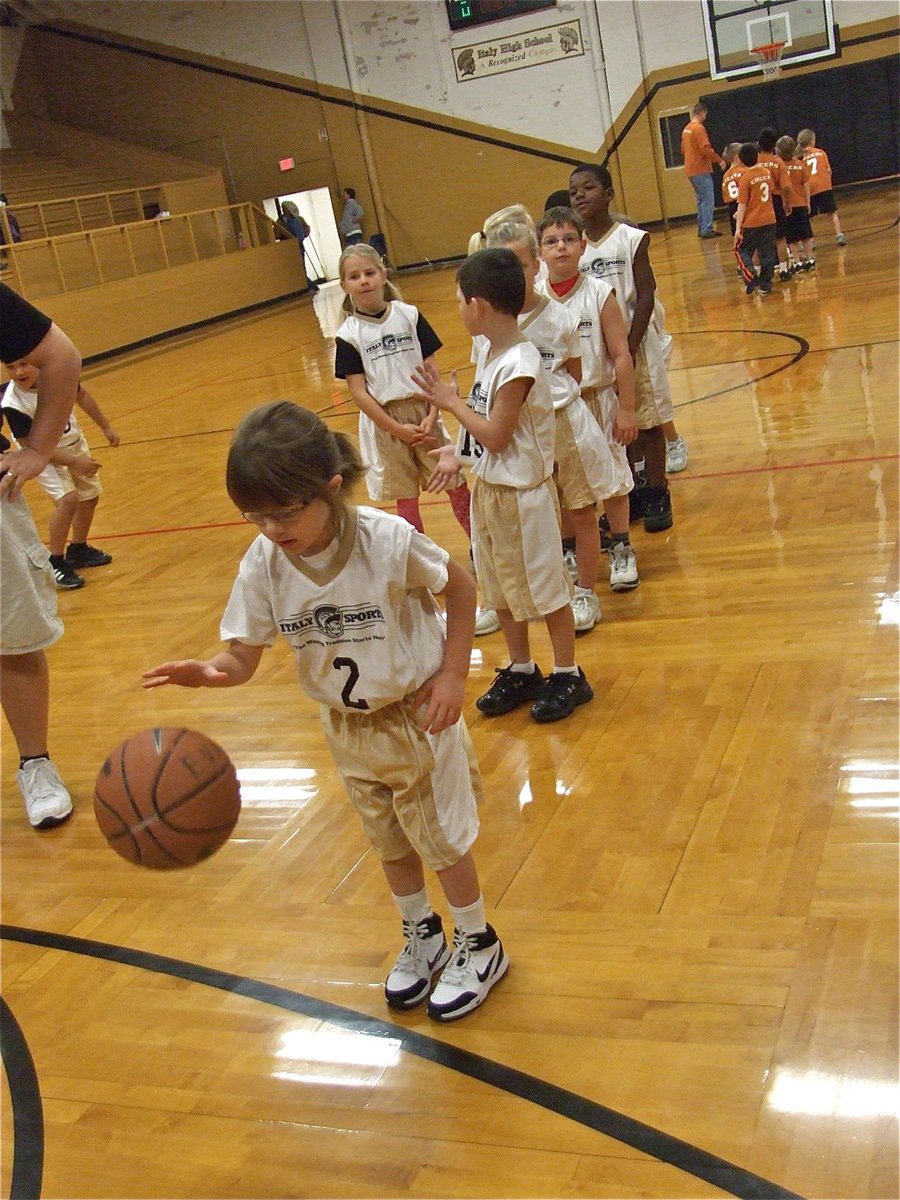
left=0, top=283, right=80, bottom=828
left=280, top=201, right=319, bottom=293
left=681, top=103, right=726, bottom=238
left=339, top=188, right=364, bottom=246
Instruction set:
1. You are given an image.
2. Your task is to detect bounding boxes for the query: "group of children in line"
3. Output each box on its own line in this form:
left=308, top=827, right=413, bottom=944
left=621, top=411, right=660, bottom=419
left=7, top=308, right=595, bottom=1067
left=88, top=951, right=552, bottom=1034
left=141, top=162, right=681, bottom=1025
left=721, top=126, right=845, bottom=295
left=1, top=359, right=117, bottom=588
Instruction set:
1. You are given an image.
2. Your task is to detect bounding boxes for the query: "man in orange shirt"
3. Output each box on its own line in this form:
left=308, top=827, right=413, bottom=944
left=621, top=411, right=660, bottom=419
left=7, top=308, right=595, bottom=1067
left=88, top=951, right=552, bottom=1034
left=681, top=103, right=726, bottom=238
left=734, top=143, right=778, bottom=295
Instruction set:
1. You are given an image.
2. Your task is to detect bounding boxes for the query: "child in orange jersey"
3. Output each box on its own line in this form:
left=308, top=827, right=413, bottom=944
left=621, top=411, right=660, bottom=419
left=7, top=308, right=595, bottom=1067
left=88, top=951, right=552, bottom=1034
left=776, top=136, right=815, bottom=272
left=756, top=128, right=793, bottom=281
left=797, top=129, right=847, bottom=245
left=721, top=142, right=745, bottom=236
left=733, top=143, right=778, bottom=296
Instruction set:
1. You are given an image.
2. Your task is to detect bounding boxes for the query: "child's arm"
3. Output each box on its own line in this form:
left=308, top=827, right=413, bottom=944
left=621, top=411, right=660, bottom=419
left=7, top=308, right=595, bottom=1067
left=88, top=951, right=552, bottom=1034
left=345, top=373, right=433, bottom=446
left=414, top=558, right=475, bottom=734
left=417, top=354, right=440, bottom=436
left=599, top=294, right=637, bottom=445
left=141, top=640, right=263, bottom=689
left=628, top=236, right=656, bottom=359
left=412, top=361, right=529, bottom=454
left=734, top=201, right=747, bottom=245
left=50, top=446, right=101, bottom=474
left=75, top=384, right=119, bottom=446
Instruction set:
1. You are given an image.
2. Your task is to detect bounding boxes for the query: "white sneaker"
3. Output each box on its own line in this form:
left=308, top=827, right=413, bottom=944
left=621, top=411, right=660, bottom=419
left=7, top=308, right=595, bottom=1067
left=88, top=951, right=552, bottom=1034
left=609, top=541, right=640, bottom=592
left=665, top=434, right=688, bottom=473
left=17, top=757, right=74, bottom=829
left=571, top=589, right=601, bottom=631
left=385, top=912, right=451, bottom=1010
left=474, top=607, right=500, bottom=636
left=427, top=925, right=508, bottom=1022
left=563, top=549, right=578, bottom=582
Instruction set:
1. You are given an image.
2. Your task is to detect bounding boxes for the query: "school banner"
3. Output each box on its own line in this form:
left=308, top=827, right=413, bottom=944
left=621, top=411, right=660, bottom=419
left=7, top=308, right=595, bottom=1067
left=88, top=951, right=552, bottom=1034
left=453, top=19, right=584, bottom=82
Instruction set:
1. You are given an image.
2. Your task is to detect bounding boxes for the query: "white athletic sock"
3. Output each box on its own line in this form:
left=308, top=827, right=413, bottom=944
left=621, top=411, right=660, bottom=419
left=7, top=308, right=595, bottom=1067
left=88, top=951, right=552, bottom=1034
left=393, top=888, right=431, bottom=924
left=449, top=895, right=487, bottom=935
left=509, top=660, right=536, bottom=674
left=552, top=664, right=579, bottom=676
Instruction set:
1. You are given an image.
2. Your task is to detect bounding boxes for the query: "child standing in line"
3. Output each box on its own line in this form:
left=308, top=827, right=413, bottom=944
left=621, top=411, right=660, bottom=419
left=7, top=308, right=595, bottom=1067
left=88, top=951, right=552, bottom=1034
left=756, top=128, right=794, bottom=281
left=797, top=129, right=847, bottom=246
left=535, top=205, right=640, bottom=594
left=415, top=248, right=593, bottom=723
left=142, top=402, right=507, bottom=1022
left=721, top=142, right=746, bottom=237
left=1, top=357, right=118, bottom=590
left=334, top=243, right=471, bottom=543
left=733, top=143, right=778, bottom=296
left=485, top=220, right=609, bottom=632
left=777, top=135, right=815, bottom=272
left=568, top=163, right=674, bottom=534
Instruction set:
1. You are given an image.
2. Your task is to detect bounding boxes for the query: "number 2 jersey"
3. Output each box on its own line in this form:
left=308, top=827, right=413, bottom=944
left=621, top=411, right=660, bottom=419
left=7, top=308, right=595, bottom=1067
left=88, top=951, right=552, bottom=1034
left=221, top=506, right=449, bottom=713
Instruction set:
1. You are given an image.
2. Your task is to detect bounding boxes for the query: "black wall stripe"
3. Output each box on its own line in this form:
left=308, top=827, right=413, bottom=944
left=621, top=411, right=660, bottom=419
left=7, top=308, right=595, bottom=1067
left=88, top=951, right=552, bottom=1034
left=2, top=924, right=805, bottom=1200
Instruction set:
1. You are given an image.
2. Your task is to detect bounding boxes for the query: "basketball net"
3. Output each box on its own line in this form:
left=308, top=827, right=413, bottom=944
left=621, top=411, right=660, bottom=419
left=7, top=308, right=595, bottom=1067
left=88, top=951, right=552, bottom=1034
left=750, top=41, right=785, bottom=80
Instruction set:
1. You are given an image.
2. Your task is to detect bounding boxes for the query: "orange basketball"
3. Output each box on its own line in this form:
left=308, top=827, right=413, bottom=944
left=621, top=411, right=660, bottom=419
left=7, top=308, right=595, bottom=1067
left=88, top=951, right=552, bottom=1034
left=94, top=727, right=241, bottom=869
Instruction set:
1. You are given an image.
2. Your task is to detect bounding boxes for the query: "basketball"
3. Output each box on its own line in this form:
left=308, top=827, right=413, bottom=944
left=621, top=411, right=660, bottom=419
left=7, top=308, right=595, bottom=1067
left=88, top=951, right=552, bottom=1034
left=94, top=727, right=241, bottom=869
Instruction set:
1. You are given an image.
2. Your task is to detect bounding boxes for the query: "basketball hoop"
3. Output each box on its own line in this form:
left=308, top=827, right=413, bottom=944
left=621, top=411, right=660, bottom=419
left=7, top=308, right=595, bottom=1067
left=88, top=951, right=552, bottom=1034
left=751, top=41, right=785, bottom=80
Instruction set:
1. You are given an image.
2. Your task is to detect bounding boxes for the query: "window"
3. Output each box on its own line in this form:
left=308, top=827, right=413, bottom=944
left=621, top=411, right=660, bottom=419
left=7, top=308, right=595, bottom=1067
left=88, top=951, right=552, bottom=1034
left=659, top=111, right=691, bottom=170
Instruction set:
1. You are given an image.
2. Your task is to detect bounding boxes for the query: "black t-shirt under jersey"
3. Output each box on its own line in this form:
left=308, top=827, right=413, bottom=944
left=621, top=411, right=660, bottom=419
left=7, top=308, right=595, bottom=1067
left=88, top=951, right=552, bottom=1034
left=0, top=284, right=53, bottom=452
left=334, top=309, right=442, bottom=379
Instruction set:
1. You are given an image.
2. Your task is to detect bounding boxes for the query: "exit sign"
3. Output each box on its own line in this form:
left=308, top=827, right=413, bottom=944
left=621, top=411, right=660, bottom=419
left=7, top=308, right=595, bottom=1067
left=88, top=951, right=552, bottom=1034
left=278, top=157, right=295, bottom=172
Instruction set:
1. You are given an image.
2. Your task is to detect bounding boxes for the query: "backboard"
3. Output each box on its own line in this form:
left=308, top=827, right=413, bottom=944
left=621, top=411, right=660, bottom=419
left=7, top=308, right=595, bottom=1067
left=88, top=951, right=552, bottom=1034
left=703, top=0, right=838, bottom=80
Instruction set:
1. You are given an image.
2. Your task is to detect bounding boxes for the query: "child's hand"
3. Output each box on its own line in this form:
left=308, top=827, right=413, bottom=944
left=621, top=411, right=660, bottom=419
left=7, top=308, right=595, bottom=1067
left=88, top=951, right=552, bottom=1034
left=396, top=422, right=427, bottom=446
left=141, top=660, right=228, bottom=689
left=425, top=445, right=463, bottom=493
left=613, top=408, right=638, bottom=446
left=103, top=425, right=121, bottom=447
left=413, top=668, right=464, bottom=734
left=412, top=362, right=460, bottom=412
left=74, top=454, right=102, bottom=476
left=733, top=231, right=743, bottom=249
left=418, top=406, right=438, bottom=437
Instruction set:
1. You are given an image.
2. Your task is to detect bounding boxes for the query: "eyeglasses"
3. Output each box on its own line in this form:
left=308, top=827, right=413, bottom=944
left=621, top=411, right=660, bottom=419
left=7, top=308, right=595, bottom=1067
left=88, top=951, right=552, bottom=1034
left=540, top=235, right=582, bottom=248
left=241, top=503, right=309, bottom=526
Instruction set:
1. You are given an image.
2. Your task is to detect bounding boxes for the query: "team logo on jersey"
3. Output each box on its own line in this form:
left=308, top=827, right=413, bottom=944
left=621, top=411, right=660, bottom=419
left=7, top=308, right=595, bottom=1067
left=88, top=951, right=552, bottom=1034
left=580, top=255, right=626, bottom=277
left=365, top=333, right=414, bottom=357
left=578, top=318, right=594, bottom=333
left=278, top=603, right=384, bottom=640
left=468, top=382, right=489, bottom=416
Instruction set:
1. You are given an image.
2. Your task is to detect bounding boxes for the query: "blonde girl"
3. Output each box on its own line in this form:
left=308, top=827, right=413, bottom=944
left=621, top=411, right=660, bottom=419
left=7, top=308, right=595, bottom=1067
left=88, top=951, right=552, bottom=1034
left=466, top=203, right=533, bottom=256
left=334, top=244, right=471, bottom=539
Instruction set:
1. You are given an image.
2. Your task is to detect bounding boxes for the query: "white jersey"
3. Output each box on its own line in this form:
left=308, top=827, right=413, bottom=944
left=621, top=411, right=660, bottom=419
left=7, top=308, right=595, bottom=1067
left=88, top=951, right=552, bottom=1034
left=458, top=338, right=554, bottom=488
left=579, top=222, right=672, bottom=368
left=221, top=506, right=449, bottom=713
left=1, top=380, right=83, bottom=447
left=538, top=274, right=616, bottom=390
left=518, top=292, right=581, bottom=411
left=335, top=301, right=429, bottom=404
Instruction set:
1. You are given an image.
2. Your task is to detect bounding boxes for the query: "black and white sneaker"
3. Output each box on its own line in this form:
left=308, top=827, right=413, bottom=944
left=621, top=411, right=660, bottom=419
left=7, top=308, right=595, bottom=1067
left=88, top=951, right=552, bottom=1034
left=427, top=925, right=508, bottom=1022
left=66, top=542, right=112, bottom=568
left=385, top=912, right=451, bottom=1010
left=530, top=668, right=593, bottom=723
left=50, top=556, right=85, bottom=590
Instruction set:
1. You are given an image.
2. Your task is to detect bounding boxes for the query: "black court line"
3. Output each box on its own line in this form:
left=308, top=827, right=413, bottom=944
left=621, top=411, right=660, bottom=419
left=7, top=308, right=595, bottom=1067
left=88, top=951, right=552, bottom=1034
left=1, top=924, right=804, bottom=1200
left=1, top=996, right=45, bottom=1200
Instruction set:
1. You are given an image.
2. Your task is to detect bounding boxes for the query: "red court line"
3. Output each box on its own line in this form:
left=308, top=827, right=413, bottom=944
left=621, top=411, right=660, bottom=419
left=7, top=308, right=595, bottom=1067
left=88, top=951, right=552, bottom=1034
left=88, top=451, right=899, bottom=542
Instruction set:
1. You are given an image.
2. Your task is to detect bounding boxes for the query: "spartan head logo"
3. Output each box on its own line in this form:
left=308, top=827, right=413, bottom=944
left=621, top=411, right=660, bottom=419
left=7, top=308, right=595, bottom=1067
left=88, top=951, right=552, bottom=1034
left=457, top=48, right=476, bottom=77
left=559, top=26, right=580, bottom=53
left=314, top=605, right=345, bottom=639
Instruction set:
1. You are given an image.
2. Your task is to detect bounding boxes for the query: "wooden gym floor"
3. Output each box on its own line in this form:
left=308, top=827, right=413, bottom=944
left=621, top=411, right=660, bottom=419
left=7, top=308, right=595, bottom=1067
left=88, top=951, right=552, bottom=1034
left=2, top=184, right=898, bottom=1200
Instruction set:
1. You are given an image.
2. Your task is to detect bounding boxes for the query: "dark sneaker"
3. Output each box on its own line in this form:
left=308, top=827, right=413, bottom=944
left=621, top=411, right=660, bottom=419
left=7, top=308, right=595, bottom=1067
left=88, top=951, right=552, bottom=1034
left=385, top=912, right=451, bottom=1010
left=427, top=925, right=508, bottom=1022
left=629, top=473, right=649, bottom=523
left=476, top=665, right=545, bottom=716
left=643, top=486, right=673, bottom=533
left=66, top=542, right=112, bottom=568
left=530, top=668, right=593, bottom=723
left=50, top=556, right=85, bottom=590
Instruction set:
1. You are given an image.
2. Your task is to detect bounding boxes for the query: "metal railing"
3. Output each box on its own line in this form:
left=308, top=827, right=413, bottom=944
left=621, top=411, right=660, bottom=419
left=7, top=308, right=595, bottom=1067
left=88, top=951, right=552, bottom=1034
left=0, top=185, right=165, bottom=245
left=1, top=202, right=282, bottom=301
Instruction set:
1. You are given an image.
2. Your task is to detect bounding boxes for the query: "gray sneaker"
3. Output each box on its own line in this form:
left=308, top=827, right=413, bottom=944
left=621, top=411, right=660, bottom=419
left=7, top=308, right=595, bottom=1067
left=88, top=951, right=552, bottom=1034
left=571, top=590, right=601, bottom=632
left=609, top=541, right=640, bottom=591
left=665, top=435, right=688, bottom=474
left=474, top=607, right=500, bottom=636
left=17, top=757, right=74, bottom=828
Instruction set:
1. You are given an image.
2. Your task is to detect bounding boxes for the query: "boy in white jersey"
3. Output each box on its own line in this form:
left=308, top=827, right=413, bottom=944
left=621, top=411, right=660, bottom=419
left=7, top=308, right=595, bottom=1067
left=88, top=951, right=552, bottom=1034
left=535, top=205, right=640, bottom=593
left=485, top=221, right=614, bottom=631
left=415, top=248, right=593, bottom=723
left=143, top=402, right=507, bottom=1022
left=569, top=164, right=675, bottom=534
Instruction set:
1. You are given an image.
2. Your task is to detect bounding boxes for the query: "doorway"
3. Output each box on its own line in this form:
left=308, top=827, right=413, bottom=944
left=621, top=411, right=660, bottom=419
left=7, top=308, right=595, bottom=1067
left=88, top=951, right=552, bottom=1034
left=263, top=187, right=342, bottom=283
